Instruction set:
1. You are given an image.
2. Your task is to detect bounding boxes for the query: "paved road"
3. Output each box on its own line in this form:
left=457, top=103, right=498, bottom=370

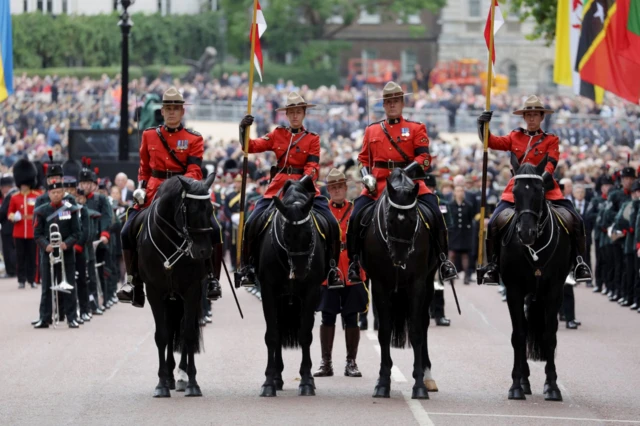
left=1, top=275, right=639, bottom=426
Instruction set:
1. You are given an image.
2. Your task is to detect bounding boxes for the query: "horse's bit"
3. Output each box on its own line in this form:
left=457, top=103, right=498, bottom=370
left=376, top=192, right=419, bottom=268
left=148, top=190, right=213, bottom=270
left=512, top=174, right=554, bottom=262
left=272, top=211, right=316, bottom=280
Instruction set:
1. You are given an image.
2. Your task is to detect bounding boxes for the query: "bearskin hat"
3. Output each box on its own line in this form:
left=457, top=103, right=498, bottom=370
left=12, top=157, right=38, bottom=188
left=78, top=157, right=96, bottom=183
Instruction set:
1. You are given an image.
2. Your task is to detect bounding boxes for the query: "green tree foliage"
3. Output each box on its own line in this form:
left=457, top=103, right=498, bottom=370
left=12, top=12, right=223, bottom=68
left=509, top=0, right=557, bottom=45
left=220, top=0, right=445, bottom=68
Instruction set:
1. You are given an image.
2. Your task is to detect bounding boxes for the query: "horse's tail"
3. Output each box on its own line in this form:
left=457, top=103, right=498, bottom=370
left=525, top=297, right=547, bottom=362
left=166, top=295, right=204, bottom=355
left=277, top=296, right=301, bottom=349
left=390, top=290, right=410, bottom=349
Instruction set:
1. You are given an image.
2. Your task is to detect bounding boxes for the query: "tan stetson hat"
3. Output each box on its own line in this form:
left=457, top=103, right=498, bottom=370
left=162, top=86, right=190, bottom=105
left=375, top=81, right=412, bottom=100
left=512, top=95, right=554, bottom=115
left=326, top=168, right=347, bottom=186
left=275, top=92, right=317, bottom=111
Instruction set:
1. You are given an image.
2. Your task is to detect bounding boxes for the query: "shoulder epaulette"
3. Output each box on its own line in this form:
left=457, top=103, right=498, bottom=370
left=308, top=131, right=319, bottom=136
left=276, top=125, right=286, bottom=129
left=143, top=126, right=157, bottom=132
left=185, top=128, right=202, bottom=137
left=404, top=119, right=424, bottom=125
left=515, top=127, right=526, bottom=133
left=367, top=119, right=384, bottom=128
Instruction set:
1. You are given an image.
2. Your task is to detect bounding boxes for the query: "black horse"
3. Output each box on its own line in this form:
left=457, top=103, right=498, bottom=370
left=360, top=169, right=438, bottom=399
left=132, top=174, right=216, bottom=398
left=255, top=180, right=327, bottom=397
left=500, top=155, right=571, bottom=401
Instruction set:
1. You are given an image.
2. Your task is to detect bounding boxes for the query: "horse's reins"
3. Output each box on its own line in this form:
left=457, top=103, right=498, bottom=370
left=272, top=210, right=316, bottom=280
left=375, top=191, right=420, bottom=268
left=147, top=190, right=213, bottom=270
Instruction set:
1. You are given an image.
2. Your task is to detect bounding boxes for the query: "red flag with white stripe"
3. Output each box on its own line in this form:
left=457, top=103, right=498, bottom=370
left=249, top=1, right=267, bottom=81
left=484, top=0, right=505, bottom=66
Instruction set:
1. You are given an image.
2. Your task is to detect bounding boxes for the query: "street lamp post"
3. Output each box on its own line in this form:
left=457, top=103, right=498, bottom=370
left=118, top=0, right=135, bottom=162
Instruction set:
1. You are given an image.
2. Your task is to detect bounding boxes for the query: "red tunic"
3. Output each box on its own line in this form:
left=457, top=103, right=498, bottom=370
left=248, top=126, right=320, bottom=199
left=138, top=124, right=204, bottom=208
left=8, top=190, right=42, bottom=239
left=488, top=128, right=562, bottom=203
left=322, top=200, right=365, bottom=286
left=358, top=117, right=432, bottom=199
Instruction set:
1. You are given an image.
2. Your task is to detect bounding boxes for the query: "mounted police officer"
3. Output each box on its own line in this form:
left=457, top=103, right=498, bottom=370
left=235, top=92, right=343, bottom=289
left=117, top=87, right=222, bottom=307
left=476, top=96, right=592, bottom=285
left=346, top=82, right=458, bottom=284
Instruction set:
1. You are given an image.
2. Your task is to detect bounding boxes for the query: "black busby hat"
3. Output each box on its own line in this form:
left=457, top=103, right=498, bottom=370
left=78, top=157, right=96, bottom=183
left=632, top=180, right=640, bottom=192
left=47, top=178, right=64, bottom=190
left=598, top=174, right=614, bottom=186
left=424, top=174, right=438, bottom=188
left=0, top=174, right=15, bottom=187
left=12, top=157, right=38, bottom=188
left=32, top=160, right=46, bottom=189
left=45, top=149, right=63, bottom=178
left=621, top=166, right=636, bottom=179
left=76, top=188, right=86, bottom=196
left=63, top=176, right=77, bottom=188
left=98, top=178, right=106, bottom=190
left=62, top=159, right=82, bottom=179
left=223, top=158, right=239, bottom=175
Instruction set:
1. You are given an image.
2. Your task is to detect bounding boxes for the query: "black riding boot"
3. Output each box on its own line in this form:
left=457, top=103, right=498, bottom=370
left=344, top=327, right=362, bottom=377
left=313, top=325, right=335, bottom=377
left=477, top=236, right=500, bottom=286
left=346, top=223, right=363, bottom=284
left=327, top=239, right=345, bottom=289
left=116, top=249, right=145, bottom=308
left=206, top=244, right=222, bottom=300
left=234, top=227, right=257, bottom=288
left=573, top=231, right=592, bottom=282
left=437, top=230, right=458, bottom=281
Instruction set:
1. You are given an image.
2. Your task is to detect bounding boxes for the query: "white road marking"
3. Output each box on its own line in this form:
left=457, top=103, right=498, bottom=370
left=107, top=328, right=154, bottom=381
left=426, top=412, right=640, bottom=424
left=402, top=391, right=435, bottom=426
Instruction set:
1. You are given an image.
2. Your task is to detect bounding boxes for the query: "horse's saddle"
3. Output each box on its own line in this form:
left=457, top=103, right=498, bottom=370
left=358, top=196, right=436, bottom=239
left=490, top=204, right=575, bottom=240
left=251, top=201, right=328, bottom=242
left=490, top=207, right=515, bottom=238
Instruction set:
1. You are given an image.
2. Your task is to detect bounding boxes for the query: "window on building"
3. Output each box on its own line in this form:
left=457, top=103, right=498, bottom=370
left=508, top=63, right=518, bottom=89
left=362, top=49, right=378, bottom=60
left=47, top=0, right=52, bottom=12
left=546, top=64, right=557, bottom=87
left=469, top=0, right=481, bottom=17
left=208, top=0, right=219, bottom=11
left=24, top=0, right=28, bottom=13
left=358, top=10, right=381, bottom=24
left=37, top=0, right=43, bottom=12
left=166, top=0, right=171, bottom=14
left=157, top=0, right=162, bottom=13
left=401, top=50, right=418, bottom=81
left=62, top=0, right=68, bottom=14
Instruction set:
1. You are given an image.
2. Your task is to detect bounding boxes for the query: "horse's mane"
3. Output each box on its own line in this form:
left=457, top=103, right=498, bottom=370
left=388, top=169, right=416, bottom=196
left=156, top=176, right=209, bottom=200
left=282, top=181, right=310, bottom=205
left=517, top=163, right=538, bottom=176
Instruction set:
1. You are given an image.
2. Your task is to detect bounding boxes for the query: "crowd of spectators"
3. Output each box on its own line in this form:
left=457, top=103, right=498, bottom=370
left=1, top=72, right=640, bottom=195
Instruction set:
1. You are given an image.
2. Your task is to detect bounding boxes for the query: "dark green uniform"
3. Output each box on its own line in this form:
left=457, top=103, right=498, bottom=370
left=75, top=203, right=91, bottom=316
left=85, top=192, right=114, bottom=306
left=604, top=187, right=631, bottom=300
left=34, top=200, right=81, bottom=323
left=587, top=193, right=608, bottom=291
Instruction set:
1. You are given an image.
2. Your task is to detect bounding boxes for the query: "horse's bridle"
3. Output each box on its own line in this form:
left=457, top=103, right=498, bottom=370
left=148, top=190, right=213, bottom=270
left=513, top=174, right=549, bottom=238
left=272, top=210, right=316, bottom=280
left=376, top=191, right=419, bottom=268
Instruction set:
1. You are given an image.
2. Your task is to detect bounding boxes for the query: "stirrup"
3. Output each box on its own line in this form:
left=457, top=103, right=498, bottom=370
left=327, top=259, right=345, bottom=289
left=438, top=253, right=458, bottom=281
left=477, top=263, right=500, bottom=286
left=573, top=256, right=592, bottom=283
left=234, top=266, right=256, bottom=288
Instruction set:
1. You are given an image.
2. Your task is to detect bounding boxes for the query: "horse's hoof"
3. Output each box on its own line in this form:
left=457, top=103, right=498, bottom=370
left=424, top=379, right=438, bottom=392
left=185, top=384, right=202, bottom=397
left=545, top=388, right=563, bottom=401
left=520, top=380, right=531, bottom=395
left=153, top=386, right=171, bottom=398
left=275, top=378, right=284, bottom=391
left=412, top=386, right=429, bottom=400
left=298, top=384, right=316, bottom=396
left=260, top=385, right=277, bottom=397
left=373, top=385, right=390, bottom=398
left=175, top=379, right=187, bottom=392
left=168, top=378, right=176, bottom=390
left=508, top=386, right=526, bottom=400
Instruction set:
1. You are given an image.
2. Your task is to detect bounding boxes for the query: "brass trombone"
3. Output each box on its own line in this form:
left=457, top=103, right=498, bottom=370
left=49, top=224, right=73, bottom=328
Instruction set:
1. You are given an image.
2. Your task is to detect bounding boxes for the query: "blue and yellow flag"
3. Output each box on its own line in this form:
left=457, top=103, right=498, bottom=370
left=0, top=0, right=13, bottom=102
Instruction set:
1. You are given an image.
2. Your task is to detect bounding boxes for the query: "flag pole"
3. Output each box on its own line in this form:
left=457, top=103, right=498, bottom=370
left=236, top=0, right=259, bottom=270
left=477, top=0, right=496, bottom=272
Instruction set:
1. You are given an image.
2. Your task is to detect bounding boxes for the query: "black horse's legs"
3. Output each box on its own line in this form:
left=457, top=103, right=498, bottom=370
left=373, top=294, right=392, bottom=398
left=183, top=299, right=202, bottom=397
left=260, top=296, right=279, bottom=397
left=422, top=286, right=438, bottom=392
left=298, top=300, right=316, bottom=396
left=166, top=337, right=176, bottom=391
left=184, top=348, right=202, bottom=397
left=544, top=294, right=563, bottom=401
left=175, top=352, right=188, bottom=392
left=275, top=345, right=284, bottom=391
left=151, top=304, right=171, bottom=398
left=506, top=290, right=527, bottom=400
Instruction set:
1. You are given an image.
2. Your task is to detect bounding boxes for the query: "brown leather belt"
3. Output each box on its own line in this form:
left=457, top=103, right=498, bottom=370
left=277, top=166, right=305, bottom=175
left=151, top=169, right=185, bottom=179
left=374, top=160, right=410, bottom=169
